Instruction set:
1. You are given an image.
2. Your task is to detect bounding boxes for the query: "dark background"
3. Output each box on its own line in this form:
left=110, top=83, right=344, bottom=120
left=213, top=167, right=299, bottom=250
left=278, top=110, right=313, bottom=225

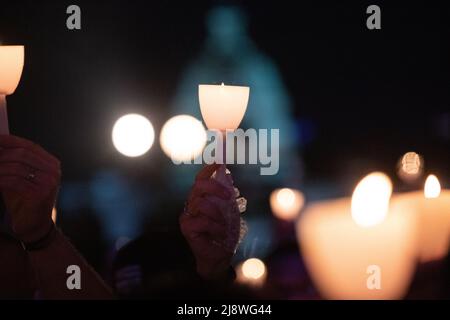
left=1, top=0, right=449, bottom=187
left=1, top=0, right=450, bottom=297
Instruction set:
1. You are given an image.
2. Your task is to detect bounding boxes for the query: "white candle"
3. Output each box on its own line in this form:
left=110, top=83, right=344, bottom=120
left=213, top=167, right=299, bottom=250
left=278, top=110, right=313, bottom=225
left=0, top=45, right=25, bottom=134
left=297, top=173, right=418, bottom=299
left=198, top=83, right=249, bottom=131
left=395, top=175, right=450, bottom=263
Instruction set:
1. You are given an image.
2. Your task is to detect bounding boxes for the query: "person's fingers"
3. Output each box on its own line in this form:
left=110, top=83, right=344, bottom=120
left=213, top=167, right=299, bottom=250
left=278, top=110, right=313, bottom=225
left=181, top=215, right=227, bottom=240
left=188, top=196, right=226, bottom=225
left=0, top=163, right=59, bottom=189
left=187, top=196, right=202, bottom=216
left=0, top=148, right=59, bottom=174
left=0, top=176, right=36, bottom=194
left=196, top=199, right=226, bottom=226
left=191, top=179, right=231, bottom=200
left=195, top=164, right=222, bottom=181
left=0, top=135, right=60, bottom=167
left=0, top=163, right=34, bottom=180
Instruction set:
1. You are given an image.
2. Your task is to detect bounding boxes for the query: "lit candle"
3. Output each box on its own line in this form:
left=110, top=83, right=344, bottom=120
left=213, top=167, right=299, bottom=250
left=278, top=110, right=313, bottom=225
left=197, top=83, right=250, bottom=253
left=198, top=83, right=249, bottom=132
left=297, top=172, right=418, bottom=299
left=395, top=174, right=450, bottom=263
left=0, top=45, right=24, bottom=134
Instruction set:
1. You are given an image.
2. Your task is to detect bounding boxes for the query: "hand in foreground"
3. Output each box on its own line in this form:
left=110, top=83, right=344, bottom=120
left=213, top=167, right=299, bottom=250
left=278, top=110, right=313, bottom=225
left=180, top=164, right=242, bottom=281
left=0, top=135, right=60, bottom=244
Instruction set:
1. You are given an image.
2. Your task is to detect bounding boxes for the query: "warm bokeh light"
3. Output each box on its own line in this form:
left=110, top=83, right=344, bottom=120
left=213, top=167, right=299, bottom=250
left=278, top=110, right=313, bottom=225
left=199, top=84, right=249, bottom=130
left=298, top=197, right=418, bottom=299
left=424, top=174, right=441, bottom=199
left=351, top=172, right=393, bottom=227
left=112, top=114, right=155, bottom=157
left=236, top=258, right=267, bottom=287
left=160, top=115, right=207, bottom=162
left=0, top=45, right=24, bottom=95
left=397, top=151, right=423, bottom=182
left=269, top=188, right=305, bottom=221
left=51, top=207, right=57, bottom=223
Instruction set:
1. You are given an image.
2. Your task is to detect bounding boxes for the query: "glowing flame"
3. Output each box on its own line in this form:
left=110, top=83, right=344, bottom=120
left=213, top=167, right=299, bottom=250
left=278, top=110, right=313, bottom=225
left=242, top=258, right=266, bottom=279
left=397, top=151, right=423, bottom=182
left=51, top=207, right=57, bottom=223
left=160, top=115, right=207, bottom=162
left=351, top=172, right=393, bottom=227
left=424, top=174, right=441, bottom=199
left=112, top=114, right=155, bottom=157
left=270, top=188, right=305, bottom=221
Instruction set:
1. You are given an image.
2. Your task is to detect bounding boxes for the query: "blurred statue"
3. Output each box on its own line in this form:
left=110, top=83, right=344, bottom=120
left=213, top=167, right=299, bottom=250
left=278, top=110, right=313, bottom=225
left=171, top=5, right=302, bottom=191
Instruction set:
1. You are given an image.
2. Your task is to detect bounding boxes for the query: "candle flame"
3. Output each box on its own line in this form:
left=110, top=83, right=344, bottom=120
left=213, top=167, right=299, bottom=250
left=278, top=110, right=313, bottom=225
left=424, top=174, right=441, bottom=199
left=351, top=172, right=392, bottom=227
left=270, top=188, right=305, bottom=221
left=241, top=258, right=266, bottom=280
left=277, top=188, right=295, bottom=207
left=51, top=207, right=57, bottom=223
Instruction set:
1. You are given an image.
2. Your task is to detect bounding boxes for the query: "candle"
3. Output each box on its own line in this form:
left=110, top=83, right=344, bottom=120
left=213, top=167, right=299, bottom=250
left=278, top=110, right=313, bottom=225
left=198, top=83, right=249, bottom=132
left=0, top=45, right=24, bottom=134
left=197, top=83, right=250, bottom=253
left=297, top=172, right=418, bottom=299
left=395, top=175, right=450, bottom=263
left=270, top=188, right=305, bottom=221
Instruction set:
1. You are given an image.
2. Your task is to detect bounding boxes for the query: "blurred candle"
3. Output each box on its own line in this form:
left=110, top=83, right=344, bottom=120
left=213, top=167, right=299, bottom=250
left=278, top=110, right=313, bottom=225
left=236, top=258, right=267, bottom=288
left=0, top=45, right=24, bottom=134
left=160, top=114, right=207, bottom=162
left=51, top=207, right=57, bottom=223
left=351, top=172, right=392, bottom=227
left=198, top=83, right=249, bottom=131
left=297, top=173, right=418, bottom=299
left=396, top=175, right=450, bottom=263
left=270, top=188, right=305, bottom=221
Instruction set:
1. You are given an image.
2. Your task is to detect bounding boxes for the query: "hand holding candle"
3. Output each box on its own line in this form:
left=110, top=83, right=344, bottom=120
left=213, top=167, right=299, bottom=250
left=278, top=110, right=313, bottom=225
left=0, top=45, right=24, bottom=134
left=197, top=83, right=250, bottom=252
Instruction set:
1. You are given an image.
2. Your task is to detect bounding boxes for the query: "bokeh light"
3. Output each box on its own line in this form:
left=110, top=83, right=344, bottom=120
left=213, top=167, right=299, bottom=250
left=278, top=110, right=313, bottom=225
left=424, top=174, right=441, bottom=199
left=51, top=207, right=57, bottom=223
left=269, top=188, right=305, bottom=221
left=112, top=114, right=155, bottom=157
left=160, top=115, right=207, bottom=162
left=397, top=151, right=423, bottom=182
left=236, top=258, right=267, bottom=287
left=351, top=172, right=392, bottom=227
